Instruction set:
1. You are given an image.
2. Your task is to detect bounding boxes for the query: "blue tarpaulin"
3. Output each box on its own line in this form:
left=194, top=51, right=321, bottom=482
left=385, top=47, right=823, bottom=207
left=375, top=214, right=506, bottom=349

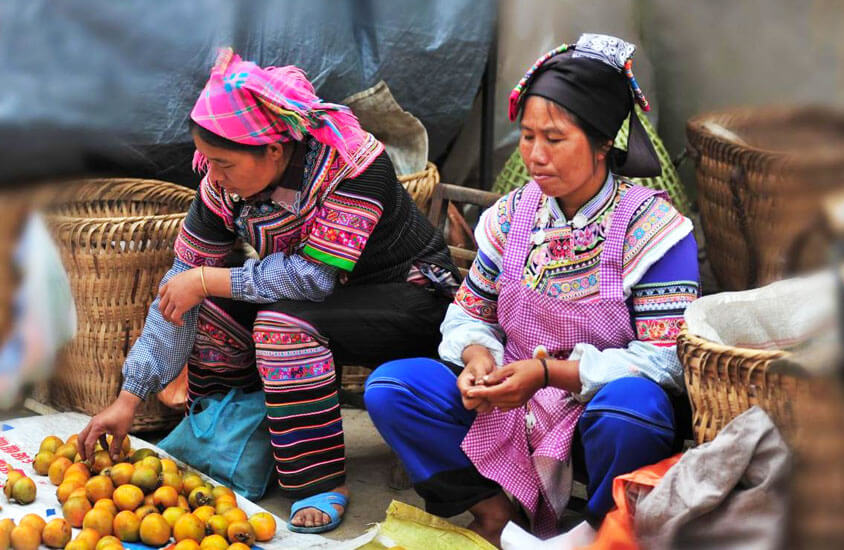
left=0, top=0, right=496, bottom=183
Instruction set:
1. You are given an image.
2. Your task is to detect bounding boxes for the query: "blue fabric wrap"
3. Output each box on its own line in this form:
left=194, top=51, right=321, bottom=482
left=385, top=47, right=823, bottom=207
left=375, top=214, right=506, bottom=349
left=365, top=358, right=676, bottom=522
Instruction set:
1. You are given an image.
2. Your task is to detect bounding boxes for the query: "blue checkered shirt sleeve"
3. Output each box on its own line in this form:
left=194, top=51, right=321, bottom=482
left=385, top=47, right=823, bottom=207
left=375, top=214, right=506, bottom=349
left=121, top=258, right=198, bottom=400
left=229, top=253, right=337, bottom=303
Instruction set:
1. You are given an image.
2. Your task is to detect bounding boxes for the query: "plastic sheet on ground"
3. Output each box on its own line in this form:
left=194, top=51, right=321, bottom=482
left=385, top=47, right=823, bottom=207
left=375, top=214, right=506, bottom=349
left=0, top=413, right=375, bottom=550
left=355, top=501, right=495, bottom=550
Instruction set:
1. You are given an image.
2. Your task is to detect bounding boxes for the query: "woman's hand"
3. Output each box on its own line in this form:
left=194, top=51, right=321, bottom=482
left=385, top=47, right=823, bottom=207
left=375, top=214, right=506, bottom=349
left=159, top=268, right=206, bottom=326
left=78, top=391, right=141, bottom=460
left=466, top=359, right=544, bottom=411
left=457, top=345, right=497, bottom=413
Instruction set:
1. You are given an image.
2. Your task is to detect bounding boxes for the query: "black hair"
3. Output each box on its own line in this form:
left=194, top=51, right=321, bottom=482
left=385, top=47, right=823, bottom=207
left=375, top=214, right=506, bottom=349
left=189, top=119, right=269, bottom=156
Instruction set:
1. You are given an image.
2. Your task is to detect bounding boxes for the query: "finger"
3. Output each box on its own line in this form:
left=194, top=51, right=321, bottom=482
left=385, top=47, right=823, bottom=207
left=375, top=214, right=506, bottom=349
left=78, top=424, right=91, bottom=460
left=482, top=366, right=514, bottom=386
left=110, top=433, right=125, bottom=461
left=82, top=424, right=100, bottom=461
left=159, top=294, right=170, bottom=317
left=467, top=379, right=513, bottom=400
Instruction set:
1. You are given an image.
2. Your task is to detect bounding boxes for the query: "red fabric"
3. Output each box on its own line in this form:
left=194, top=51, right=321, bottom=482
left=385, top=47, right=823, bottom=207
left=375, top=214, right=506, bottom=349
left=581, top=453, right=682, bottom=550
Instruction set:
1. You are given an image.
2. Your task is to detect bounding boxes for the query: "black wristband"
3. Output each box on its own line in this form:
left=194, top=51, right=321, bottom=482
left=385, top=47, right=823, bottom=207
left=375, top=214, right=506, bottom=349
left=539, top=357, right=549, bottom=388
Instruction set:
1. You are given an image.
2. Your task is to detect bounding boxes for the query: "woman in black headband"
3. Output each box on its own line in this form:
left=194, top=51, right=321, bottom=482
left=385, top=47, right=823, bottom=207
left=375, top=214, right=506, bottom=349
left=366, top=34, right=699, bottom=545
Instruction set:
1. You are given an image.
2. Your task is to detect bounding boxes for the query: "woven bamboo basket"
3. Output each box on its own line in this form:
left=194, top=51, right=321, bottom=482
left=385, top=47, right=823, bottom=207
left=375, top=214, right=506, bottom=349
left=492, top=106, right=692, bottom=217
left=677, top=328, right=844, bottom=547
left=686, top=105, right=844, bottom=291
left=44, top=178, right=194, bottom=432
left=398, top=161, right=439, bottom=214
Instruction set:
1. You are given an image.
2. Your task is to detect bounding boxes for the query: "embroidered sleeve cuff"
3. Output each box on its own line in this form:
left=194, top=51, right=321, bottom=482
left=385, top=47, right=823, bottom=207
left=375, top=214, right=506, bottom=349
left=438, top=304, right=505, bottom=366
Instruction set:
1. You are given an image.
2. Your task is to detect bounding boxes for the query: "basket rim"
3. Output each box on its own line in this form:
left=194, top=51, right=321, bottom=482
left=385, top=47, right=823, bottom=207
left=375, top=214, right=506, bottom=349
left=686, top=104, right=844, bottom=166
left=678, top=327, right=790, bottom=360
left=47, top=212, right=189, bottom=224
left=397, top=160, right=437, bottom=181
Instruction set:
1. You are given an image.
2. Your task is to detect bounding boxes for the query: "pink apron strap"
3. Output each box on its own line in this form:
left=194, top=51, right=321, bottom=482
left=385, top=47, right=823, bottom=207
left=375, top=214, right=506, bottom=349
left=502, top=181, right=544, bottom=281
left=599, top=186, right=668, bottom=299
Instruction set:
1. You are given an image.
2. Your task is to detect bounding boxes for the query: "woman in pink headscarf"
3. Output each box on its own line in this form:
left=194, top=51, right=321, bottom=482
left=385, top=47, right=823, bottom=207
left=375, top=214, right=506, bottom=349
left=78, top=48, right=458, bottom=533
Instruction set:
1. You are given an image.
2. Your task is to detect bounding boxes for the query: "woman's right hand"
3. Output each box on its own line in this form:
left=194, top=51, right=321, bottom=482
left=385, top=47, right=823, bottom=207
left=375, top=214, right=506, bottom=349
left=457, top=345, right=497, bottom=413
left=78, top=391, right=142, bottom=461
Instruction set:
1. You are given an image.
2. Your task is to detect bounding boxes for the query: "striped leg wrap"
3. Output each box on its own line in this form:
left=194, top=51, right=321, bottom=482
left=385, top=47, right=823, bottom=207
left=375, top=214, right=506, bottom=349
left=254, top=310, right=345, bottom=497
left=187, top=299, right=261, bottom=407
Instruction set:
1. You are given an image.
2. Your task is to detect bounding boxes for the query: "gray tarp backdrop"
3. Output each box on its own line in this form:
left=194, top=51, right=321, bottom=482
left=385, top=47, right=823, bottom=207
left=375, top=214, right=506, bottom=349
left=0, top=0, right=496, bottom=184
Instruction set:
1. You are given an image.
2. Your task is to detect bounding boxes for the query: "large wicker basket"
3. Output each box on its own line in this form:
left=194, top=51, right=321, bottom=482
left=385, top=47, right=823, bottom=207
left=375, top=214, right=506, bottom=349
left=677, top=328, right=844, bottom=547
left=686, top=105, right=844, bottom=291
left=43, top=179, right=194, bottom=432
left=398, top=161, right=439, bottom=214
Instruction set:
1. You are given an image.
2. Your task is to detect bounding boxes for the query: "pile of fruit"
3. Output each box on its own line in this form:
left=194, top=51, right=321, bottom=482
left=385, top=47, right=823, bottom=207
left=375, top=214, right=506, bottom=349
left=1, top=434, right=277, bottom=550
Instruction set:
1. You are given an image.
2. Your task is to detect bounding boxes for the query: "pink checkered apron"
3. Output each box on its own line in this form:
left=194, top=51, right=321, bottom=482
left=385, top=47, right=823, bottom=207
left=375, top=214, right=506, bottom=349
left=460, top=181, right=665, bottom=536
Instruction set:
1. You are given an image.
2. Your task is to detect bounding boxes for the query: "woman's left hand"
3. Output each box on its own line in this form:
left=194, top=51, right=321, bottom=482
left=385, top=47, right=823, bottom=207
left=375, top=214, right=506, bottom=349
left=158, top=268, right=206, bottom=326
left=465, top=359, right=544, bottom=411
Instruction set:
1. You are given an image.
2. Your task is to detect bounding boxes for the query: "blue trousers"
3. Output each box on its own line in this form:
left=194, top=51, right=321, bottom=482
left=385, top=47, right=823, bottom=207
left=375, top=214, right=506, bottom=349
left=365, top=358, right=678, bottom=525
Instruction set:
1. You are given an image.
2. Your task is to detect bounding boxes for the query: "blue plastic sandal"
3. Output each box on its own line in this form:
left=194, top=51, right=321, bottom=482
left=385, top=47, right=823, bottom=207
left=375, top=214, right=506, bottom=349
left=287, top=491, right=349, bottom=534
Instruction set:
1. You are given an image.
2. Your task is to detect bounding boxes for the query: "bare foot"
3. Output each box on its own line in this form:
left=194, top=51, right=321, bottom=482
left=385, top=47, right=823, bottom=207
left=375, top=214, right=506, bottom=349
left=289, top=485, right=348, bottom=530
left=467, top=492, right=519, bottom=548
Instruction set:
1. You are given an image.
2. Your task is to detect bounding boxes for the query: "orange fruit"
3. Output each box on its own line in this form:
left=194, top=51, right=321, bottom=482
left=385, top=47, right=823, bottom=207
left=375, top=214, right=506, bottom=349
left=174, top=540, right=200, bottom=550
left=9, top=525, right=39, bottom=550
left=63, top=496, right=93, bottom=528
left=93, top=499, right=119, bottom=517
left=82, top=509, right=114, bottom=537
left=48, top=457, right=72, bottom=486
left=41, top=518, right=71, bottom=549
left=91, top=452, right=113, bottom=475
left=112, top=485, right=144, bottom=512
left=221, top=509, right=247, bottom=524
left=108, top=464, right=134, bottom=487
left=177, top=495, right=191, bottom=511
left=129, top=467, right=159, bottom=495
left=210, top=487, right=234, bottom=501
left=40, top=436, right=64, bottom=454
left=139, top=514, right=170, bottom=547
left=65, top=463, right=91, bottom=483
left=199, top=535, right=228, bottom=550
left=214, top=501, right=236, bottom=516
left=54, top=443, right=77, bottom=462
left=68, top=487, right=89, bottom=501
left=94, top=536, right=121, bottom=550
left=160, top=459, right=179, bottom=475
left=188, top=487, right=213, bottom=509
left=162, top=507, right=187, bottom=529
left=225, top=521, right=254, bottom=546
left=57, top=479, right=85, bottom=504
left=134, top=505, right=158, bottom=522
left=66, top=434, right=80, bottom=447
left=181, top=474, right=204, bottom=497
left=204, top=515, right=228, bottom=538
left=112, top=511, right=140, bottom=543
left=64, top=540, right=91, bottom=550
left=193, top=506, right=215, bottom=524
left=247, top=513, right=276, bottom=542
left=85, top=475, right=114, bottom=503
left=139, top=457, right=162, bottom=475
left=227, top=544, right=250, bottom=550
left=153, top=486, right=179, bottom=511
left=32, top=451, right=55, bottom=476
left=17, top=516, right=45, bottom=535
left=75, top=528, right=101, bottom=550
left=11, top=477, right=37, bottom=504
left=173, top=513, right=205, bottom=543
left=160, top=472, right=183, bottom=493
